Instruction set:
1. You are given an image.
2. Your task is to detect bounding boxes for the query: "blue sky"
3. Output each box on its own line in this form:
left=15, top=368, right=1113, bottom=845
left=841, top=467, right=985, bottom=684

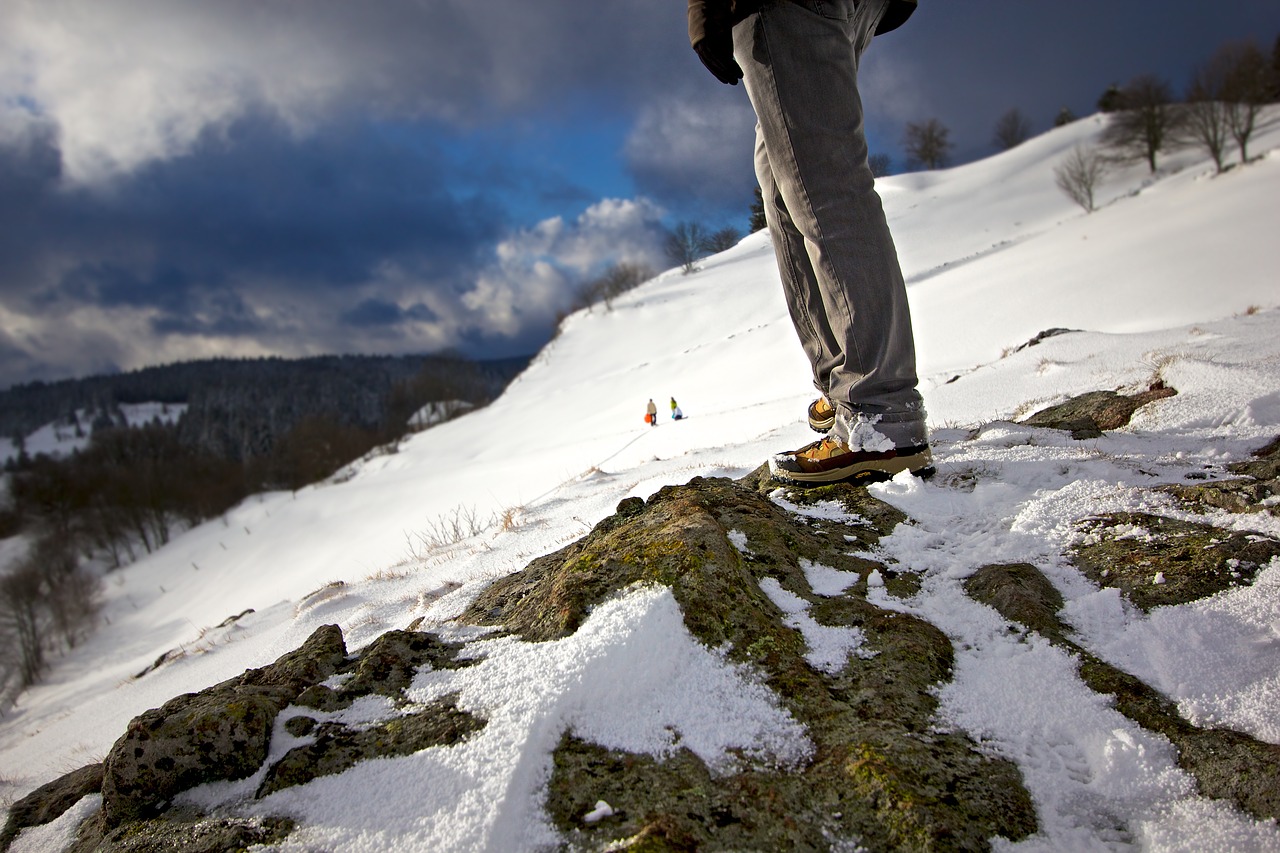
left=0, top=0, right=1277, bottom=389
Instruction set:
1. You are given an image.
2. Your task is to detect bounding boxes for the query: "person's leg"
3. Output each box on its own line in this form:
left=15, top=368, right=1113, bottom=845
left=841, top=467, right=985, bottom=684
left=735, top=0, right=926, bottom=449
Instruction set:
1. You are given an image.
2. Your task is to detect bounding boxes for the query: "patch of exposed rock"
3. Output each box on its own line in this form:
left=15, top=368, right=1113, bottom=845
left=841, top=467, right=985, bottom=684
left=465, top=471, right=1036, bottom=850
left=1161, top=434, right=1280, bottom=515
left=2, top=623, right=485, bottom=852
left=1070, top=512, right=1280, bottom=611
left=1020, top=385, right=1177, bottom=439
left=966, top=563, right=1280, bottom=822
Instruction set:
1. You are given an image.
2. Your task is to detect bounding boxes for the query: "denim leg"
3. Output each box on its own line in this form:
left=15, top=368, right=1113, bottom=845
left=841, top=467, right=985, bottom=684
left=735, top=0, right=927, bottom=447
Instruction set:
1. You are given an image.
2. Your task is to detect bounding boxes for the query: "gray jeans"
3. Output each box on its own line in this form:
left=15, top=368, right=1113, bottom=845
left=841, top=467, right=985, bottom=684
left=735, top=0, right=927, bottom=448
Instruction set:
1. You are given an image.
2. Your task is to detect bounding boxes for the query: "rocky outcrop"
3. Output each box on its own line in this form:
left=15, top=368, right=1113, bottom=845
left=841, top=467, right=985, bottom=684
left=1070, top=512, right=1280, bottom=611
left=1161, top=434, right=1280, bottom=515
left=466, top=472, right=1037, bottom=850
left=0, top=765, right=103, bottom=852
left=2, top=621, right=485, bottom=852
left=100, top=622, right=348, bottom=828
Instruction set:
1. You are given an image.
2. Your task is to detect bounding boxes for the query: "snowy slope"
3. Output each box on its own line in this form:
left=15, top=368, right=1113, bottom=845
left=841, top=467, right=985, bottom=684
left=0, top=403, right=187, bottom=463
left=4, top=112, right=1280, bottom=852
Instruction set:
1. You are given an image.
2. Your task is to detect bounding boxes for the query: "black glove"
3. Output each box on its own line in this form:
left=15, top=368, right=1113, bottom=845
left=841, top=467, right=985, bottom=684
left=694, top=34, right=742, bottom=86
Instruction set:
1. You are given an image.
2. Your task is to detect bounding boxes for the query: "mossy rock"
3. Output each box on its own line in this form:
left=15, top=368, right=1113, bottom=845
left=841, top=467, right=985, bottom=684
left=1070, top=512, right=1280, bottom=610
left=0, top=763, right=103, bottom=852
left=336, top=629, right=472, bottom=703
left=467, top=476, right=1037, bottom=849
left=1228, top=435, right=1280, bottom=481
left=1020, top=387, right=1176, bottom=439
left=66, top=806, right=293, bottom=853
left=257, top=694, right=485, bottom=797
left=99, top=624, right=348, bottom=827
left=964, top=561, right=1280, bottom=823
left=964, top=563, right=1066, bottom=643
left=1162, top=435, right=1280, bottom=516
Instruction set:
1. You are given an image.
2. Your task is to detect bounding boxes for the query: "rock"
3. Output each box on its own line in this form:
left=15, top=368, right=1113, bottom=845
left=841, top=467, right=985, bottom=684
left=1021, top=386, right=1177, bottom=439
left=1162, top=434, right=1280, bottom=516
left=66, top=807, right=293, bottom=853
left=965, top=563, right=1066, bottom=642
left=0, top=763, right=102, bottom=852
left=1229, top=435, right=1280, bottom=480
left=1012, top=327, right=1079, bottom=353
left=257, top=695, right=485, bottom=797
left=471, top=475, right=1038, bottom=850
left=1070, top=512, right=1280, bottom=611
left=964, top=561, right=1280, bottom=823
left=336, top=629, right=470, bottom=702
left=100, top=623, right=347, bottom=827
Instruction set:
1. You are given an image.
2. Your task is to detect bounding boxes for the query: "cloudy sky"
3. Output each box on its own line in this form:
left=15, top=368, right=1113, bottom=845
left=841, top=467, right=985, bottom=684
left=1, top=0, right=1277, bottom=389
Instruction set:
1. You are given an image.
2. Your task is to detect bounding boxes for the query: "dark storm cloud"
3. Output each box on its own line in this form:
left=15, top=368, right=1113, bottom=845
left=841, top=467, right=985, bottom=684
left=4, top=0, right=1276, bottom=388
left=0, top=110, right=506, bottom=330
left=0, top=0, right=699, bottom=182
left=342, top=299, right=439, bottom=329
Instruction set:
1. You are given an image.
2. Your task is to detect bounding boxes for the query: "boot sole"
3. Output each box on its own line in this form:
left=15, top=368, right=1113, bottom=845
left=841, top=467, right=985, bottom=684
left=770, top=451, right=934, bottom=486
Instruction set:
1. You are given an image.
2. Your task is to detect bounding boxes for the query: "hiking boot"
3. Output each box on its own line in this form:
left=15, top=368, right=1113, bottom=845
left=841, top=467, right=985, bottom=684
left=807, top=396, right=835, bottom=432
left=770, top=437, right=933, bottom=485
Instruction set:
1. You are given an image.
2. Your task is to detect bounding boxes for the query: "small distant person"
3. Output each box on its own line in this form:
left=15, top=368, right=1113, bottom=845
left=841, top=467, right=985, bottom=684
left=673, top=404, right=684, bottom=421
left=646, top=398, right=659, bottom=427
left=687, top=0, right=932, bottom=485
left=670, top=396, right=679, bottom=416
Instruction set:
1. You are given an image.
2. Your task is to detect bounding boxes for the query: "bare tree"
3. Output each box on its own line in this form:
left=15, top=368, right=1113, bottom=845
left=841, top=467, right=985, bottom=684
left=1100, top=74, right=1185, bottom=173
left=1184, top=56, right=1233, bottom=173
left=1054, top=145, right=1109, bottom=213
left=1053, top=106, right=1078, bottom=128
left=700, top=226, right=741, bottom=255
left=1219, top=40, right=1276, bottom=163
left=1, top=535, right=103, bottom=701
left=577, top=262, right=655, bottom=311
left=868, top=152, right=892, bottom=177
left=1272, top=34, right=1280, bottom=101
left=903, top=118, right=953, bottom=170
left=993, top=108, right=1032, bottom=150
left=1, top=563, right=44, bottom=691
left=666, top=221, right=710, bottom=275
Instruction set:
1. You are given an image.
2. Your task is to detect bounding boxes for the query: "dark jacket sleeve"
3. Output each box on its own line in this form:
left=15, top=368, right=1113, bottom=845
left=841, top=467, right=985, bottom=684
left=691, top=0, right=916, bottom=47
left=688, top=0, right=733, bottom=47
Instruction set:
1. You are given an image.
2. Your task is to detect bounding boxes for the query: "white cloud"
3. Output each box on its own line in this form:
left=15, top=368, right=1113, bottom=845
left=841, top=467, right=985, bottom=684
left=457, top=197, right=667, bottom=334
left=624, top=93, right=757, bottom=208
left=0, top=0, right=687, bottom=185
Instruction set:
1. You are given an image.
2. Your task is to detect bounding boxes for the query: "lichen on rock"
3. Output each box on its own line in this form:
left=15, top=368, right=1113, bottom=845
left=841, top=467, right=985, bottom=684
left=468, top=474, right=1037, bottom=850
left=1070, top=511, right=1280, bottom=611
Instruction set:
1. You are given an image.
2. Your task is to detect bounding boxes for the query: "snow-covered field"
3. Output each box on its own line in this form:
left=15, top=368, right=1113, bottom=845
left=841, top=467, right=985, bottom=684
left=0, top=402, right=186, bottom=463
left=4, top=112, right=1280, bottom=851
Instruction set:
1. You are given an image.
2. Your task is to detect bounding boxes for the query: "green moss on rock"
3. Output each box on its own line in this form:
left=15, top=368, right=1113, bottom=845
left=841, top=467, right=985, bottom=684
left=1070, top=512, right=1280, bottom=611
left=467, top=476, right=1036, bottom=849
left=965, top=560, right=1280, bottom=823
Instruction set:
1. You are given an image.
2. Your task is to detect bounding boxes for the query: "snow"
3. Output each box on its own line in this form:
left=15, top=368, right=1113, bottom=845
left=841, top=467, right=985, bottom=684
left=5, top=111, right=1280, bottom=851
left=1, top=402, right=186, bottom=463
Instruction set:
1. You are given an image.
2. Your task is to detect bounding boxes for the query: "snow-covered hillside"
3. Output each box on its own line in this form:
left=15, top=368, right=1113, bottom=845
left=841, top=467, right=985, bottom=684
left=4, top=112, right=1280, bottom=851
left=0, top=403, right=186, bottom=464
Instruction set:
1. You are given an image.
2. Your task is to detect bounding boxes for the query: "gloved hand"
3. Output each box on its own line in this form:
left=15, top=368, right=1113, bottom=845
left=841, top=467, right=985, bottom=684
left=694, top=34, right=742, bottom=85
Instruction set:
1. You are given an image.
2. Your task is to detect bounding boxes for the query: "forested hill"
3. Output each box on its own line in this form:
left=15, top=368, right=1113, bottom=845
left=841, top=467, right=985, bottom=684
left=0, top=354, right=530, bottom=457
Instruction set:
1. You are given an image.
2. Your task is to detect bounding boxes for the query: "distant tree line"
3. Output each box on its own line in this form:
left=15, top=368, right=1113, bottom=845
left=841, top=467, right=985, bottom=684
left=1054, top=35, right=1279, bottom=213
left=0, top=353, right=527, bottom=704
